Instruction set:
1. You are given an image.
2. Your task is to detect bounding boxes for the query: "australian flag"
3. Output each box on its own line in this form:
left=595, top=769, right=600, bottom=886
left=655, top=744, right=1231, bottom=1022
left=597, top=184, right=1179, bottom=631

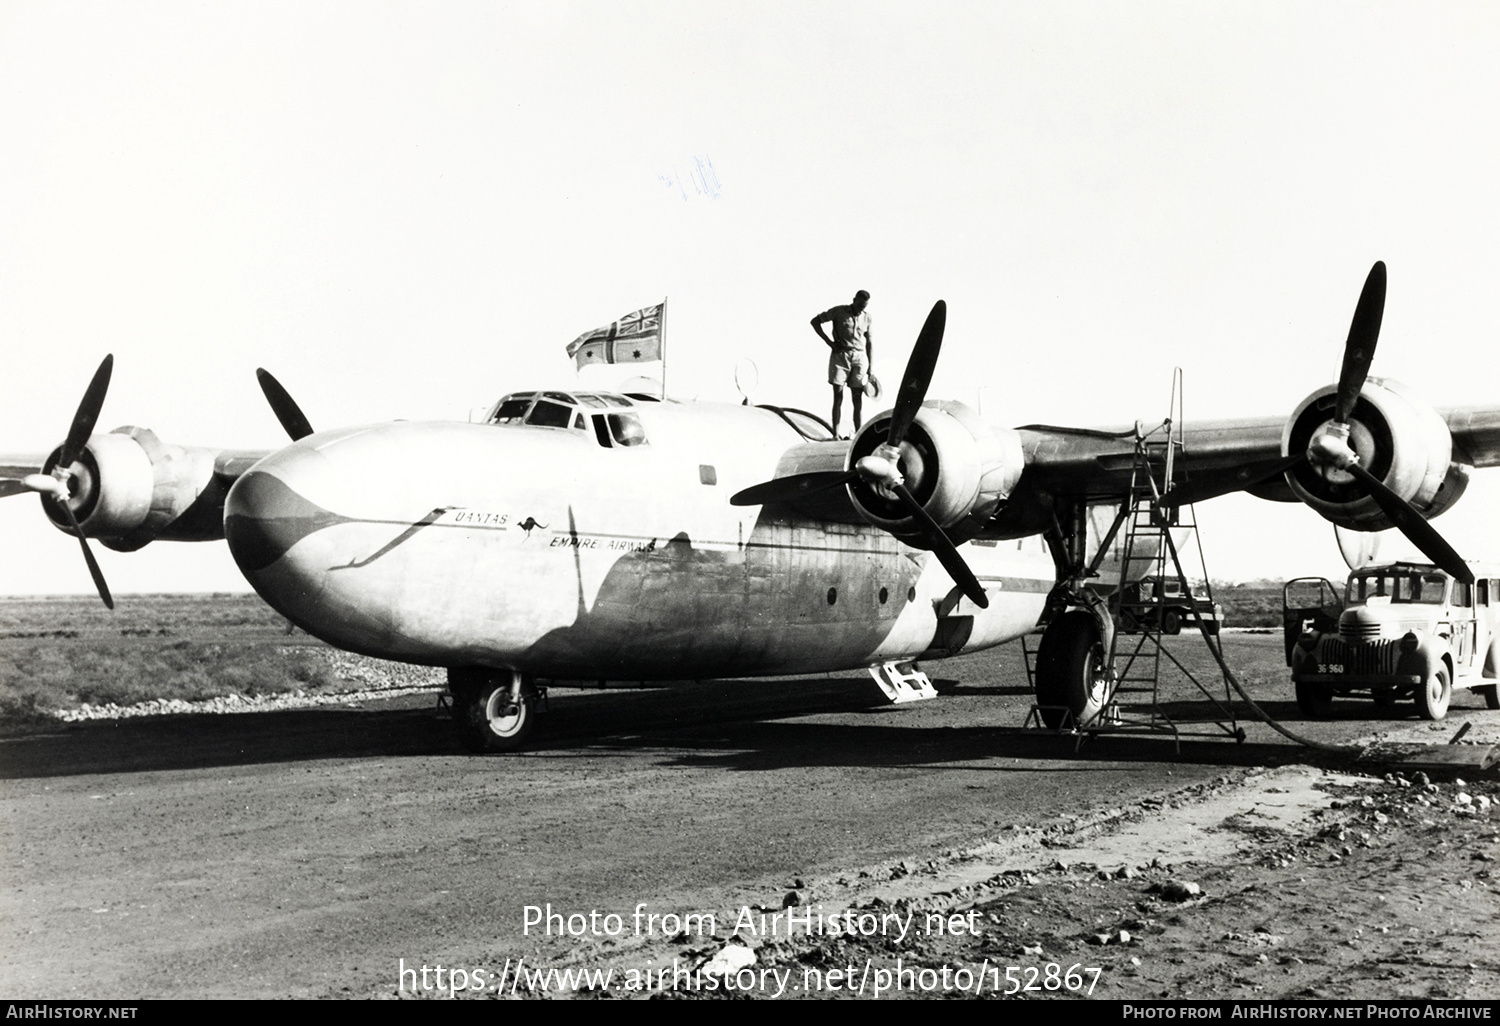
left=566, top=303, right=664, bottom=369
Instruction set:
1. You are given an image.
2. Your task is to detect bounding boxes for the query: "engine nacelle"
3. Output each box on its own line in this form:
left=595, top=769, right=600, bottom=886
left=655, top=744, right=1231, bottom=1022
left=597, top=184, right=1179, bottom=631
left=41, top=427, right=228, bottom=551
left=847, top=401, right=1023, bottom=547
left=1283, top=377, right=1469, bottom=530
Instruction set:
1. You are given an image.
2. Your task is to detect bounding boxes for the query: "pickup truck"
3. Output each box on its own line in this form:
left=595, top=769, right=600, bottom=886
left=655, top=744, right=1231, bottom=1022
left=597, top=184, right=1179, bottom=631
left=1285, top=562, right=1500, bottom=720
left=1116, top=575, right=1224, bottom=635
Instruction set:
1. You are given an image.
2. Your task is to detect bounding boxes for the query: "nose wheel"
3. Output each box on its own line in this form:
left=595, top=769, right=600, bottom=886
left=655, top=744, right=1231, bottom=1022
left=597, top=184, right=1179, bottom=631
left=450, top=667, right=539, bottom=752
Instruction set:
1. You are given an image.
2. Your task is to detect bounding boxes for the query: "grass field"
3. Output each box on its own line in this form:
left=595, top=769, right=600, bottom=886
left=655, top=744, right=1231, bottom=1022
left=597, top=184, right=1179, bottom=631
left=0, top=587, right=1303, bottom=727
left=0, top=595, right=386, bottom=724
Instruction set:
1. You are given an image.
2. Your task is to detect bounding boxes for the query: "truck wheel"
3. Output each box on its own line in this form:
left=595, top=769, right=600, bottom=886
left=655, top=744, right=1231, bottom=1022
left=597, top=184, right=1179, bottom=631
left=452, top=669, right=538, bottom=753
left=1480, top=683, right=1500, bottom=711
left=1417, top=665, right=1452, bottom=721
left=1295, top=680, right=1332, bottom=719
left=1162, top=610, right=1182, bottom=635
left=1035, top=611, right=1111, bottom=730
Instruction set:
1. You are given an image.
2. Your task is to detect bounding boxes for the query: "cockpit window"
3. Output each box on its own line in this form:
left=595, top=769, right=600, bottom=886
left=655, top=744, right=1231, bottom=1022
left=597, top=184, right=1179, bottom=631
left=525, top=400, right=575, bottom=429
left=491, top=398, right=532, bottom=424
left=607, top=412, right=647, bottom=447
left=488, top=390, right=636, bottom=431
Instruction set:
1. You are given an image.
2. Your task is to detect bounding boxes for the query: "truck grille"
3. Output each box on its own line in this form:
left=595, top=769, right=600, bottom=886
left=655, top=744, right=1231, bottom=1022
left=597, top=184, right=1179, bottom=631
left=1340, top=622, right=1382, bottom=641
left=1319, top=637, right=1400, bottom=676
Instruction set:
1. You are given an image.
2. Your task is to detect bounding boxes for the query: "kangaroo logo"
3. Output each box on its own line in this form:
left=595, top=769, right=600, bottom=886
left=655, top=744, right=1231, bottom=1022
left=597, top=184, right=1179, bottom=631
left=518, top=516, right=549, bottom=537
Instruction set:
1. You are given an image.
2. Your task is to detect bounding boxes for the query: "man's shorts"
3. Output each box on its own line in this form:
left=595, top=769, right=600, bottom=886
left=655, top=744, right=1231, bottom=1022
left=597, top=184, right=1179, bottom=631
left=828, top=348, right=869, bottom=389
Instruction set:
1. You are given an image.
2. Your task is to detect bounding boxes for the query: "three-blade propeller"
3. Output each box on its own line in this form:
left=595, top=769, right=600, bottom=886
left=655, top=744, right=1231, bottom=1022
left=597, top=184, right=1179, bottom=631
left=730, top=301, right=989, bottom=609
left=1163, top=262, right=1472, bottom=584
left=0, top=355, right=117, bottom=608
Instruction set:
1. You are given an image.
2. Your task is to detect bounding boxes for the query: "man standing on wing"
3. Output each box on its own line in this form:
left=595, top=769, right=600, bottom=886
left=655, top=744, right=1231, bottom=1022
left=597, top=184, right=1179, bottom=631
left=811, top=289, right=873, bottom=438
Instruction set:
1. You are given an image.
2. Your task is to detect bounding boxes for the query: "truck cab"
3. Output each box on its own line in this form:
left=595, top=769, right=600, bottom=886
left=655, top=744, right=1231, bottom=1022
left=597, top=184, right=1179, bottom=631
left=1285, top=562, right=1500, bottom=720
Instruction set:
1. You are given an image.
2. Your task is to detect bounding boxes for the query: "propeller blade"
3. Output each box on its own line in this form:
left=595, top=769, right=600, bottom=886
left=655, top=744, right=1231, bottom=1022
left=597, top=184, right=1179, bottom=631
left=1334, top=261, right=1386, bottom=424
left=891, top=481, right=988, bottom=608
left=256, top=368, right=315, bottom=441
left=59, top=355, right=113, bottom=468
left=1344, top=461, right=1472, bottom=584
left=729, top=470, right=856, bottom=507
left=886, top=300, right=946, bottom=449
left=56, top=498, right=113, bottom=609
left=0, top=479, right=31, bottom=499
left=1159, top=454, right=1306, bottom=507
left=1334, top=524, right=1385, bottom=571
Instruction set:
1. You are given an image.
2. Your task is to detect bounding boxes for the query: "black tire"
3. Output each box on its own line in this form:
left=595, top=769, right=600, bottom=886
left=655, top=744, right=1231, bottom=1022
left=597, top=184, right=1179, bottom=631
left=1162, top=609, right=1182, bottom=635
left=451, top=668, right=538, bottom=753
left=1295, top=680, right=1333, bottom=719
left=1035, top=610, right=1111, bottom=730
left=1418, top=664, right=1452, bottom=721
left=1480, top=683, right=1500, bottom=711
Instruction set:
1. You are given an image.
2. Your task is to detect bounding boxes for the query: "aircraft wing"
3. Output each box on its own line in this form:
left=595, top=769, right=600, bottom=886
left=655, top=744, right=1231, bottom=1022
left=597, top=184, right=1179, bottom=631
left=1444, top=406, right=1500, bottom=468
left=0, top=458, right=44, bottom=498
left=1016, top=404, right=1500, bottom=502
left=1015, top=416, right=1286, bottom=499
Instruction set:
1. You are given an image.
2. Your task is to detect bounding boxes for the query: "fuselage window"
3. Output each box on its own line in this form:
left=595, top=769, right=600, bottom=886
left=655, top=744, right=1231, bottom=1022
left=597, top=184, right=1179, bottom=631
left=607, top=412, right=647, bottom=447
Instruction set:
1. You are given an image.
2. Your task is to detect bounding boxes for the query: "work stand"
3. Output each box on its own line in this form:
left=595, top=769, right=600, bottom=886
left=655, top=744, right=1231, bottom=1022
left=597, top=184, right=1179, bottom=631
left=1024, top=374, right=1245, bottom=751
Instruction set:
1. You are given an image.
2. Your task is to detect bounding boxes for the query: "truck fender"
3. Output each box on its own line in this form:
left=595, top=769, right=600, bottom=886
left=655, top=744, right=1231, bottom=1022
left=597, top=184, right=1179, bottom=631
left=1484, top=636, right=1500, bottom=679
left=1289, top=635, right=1318, bottom=679
left=1397, top=641, right=1443, bottom=685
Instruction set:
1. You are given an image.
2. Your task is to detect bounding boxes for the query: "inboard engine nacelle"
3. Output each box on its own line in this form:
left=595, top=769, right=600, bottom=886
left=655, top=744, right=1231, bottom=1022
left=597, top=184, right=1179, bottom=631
left=848, top=400, right=1023, bottom=547
left=1284, top=377, right=1470, bottom=530
left=41, top=427, right=228, bottom=551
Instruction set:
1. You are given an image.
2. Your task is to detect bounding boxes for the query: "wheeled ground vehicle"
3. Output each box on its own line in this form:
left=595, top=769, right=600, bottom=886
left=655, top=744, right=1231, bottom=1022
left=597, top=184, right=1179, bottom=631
left=1117, top=575, right=1224, bottom=635
left=1285, top=562, right=1500, bottom=720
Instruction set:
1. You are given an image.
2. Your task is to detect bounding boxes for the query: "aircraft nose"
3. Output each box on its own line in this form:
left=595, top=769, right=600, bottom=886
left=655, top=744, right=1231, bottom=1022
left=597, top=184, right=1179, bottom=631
left=224, top=467, right=350, bottom=574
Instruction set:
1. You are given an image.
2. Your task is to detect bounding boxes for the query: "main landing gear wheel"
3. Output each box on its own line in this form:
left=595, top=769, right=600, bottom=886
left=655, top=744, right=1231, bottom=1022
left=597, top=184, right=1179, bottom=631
left=1295, top=680, right=1333, bottom=719
left=1034, top=610, right=1112, bottom=730
left=451, top=668, right=538, bottom=753
left=1417, top=664, right=1452, bottom=721
left=1481, top=683, right=1500, bottom=711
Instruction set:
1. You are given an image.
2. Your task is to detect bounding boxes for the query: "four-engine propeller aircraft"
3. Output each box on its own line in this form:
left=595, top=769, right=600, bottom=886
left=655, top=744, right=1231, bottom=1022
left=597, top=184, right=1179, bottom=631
left=5, top=263, right=1499, bottom=751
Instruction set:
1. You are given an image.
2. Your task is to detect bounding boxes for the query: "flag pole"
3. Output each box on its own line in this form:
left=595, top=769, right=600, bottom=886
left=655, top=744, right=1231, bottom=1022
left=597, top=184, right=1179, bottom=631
left=659, top=296, right=669, bottom=399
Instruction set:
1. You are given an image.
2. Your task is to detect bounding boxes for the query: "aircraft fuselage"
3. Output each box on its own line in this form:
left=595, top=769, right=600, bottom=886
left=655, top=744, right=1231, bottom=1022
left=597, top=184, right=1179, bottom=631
left=223, top=401, right=1053, bottom=680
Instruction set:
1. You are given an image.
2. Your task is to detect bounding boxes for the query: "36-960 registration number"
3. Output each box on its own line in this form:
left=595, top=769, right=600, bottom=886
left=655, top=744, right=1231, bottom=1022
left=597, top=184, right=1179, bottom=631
left=1317, top=663, right=1345, bottom=674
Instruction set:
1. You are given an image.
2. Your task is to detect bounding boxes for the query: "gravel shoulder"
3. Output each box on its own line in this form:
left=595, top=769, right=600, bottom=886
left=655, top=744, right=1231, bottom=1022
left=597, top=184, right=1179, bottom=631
left=589, top=723, right=1500, bottom=1001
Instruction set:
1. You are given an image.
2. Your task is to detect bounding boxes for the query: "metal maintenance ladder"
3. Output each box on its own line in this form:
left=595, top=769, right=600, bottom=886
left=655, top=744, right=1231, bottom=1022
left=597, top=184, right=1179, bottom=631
left=1086, top=371, right=1243, bottom=749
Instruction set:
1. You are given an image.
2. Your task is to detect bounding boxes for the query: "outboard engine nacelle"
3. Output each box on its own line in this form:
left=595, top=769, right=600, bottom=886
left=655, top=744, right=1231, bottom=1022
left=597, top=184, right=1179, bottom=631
left=847, top=400, right=1023, bottom=547
left=41, top=426, right=227, bottom=551
left=1284, top=377, right=1467, bottom=530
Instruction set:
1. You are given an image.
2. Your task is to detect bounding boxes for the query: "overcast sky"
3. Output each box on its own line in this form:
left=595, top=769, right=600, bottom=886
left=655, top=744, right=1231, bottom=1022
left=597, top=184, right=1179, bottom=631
left=2, top=1, right=1498, bottom=595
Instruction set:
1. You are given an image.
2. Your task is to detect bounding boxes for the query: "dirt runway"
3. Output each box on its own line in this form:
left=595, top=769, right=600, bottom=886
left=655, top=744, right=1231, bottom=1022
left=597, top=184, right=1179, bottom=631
left=1, top=633, right=1495, bottom=999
